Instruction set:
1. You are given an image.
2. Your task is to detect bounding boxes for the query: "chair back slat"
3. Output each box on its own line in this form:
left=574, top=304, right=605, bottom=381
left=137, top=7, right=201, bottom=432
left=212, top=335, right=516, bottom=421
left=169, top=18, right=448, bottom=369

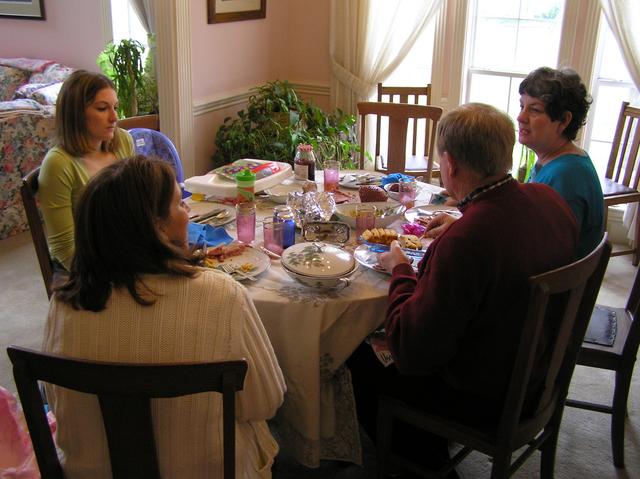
left=357, top=101, right=443, bottom=181
left=7, top=346, right=247, bottom=479
left=606, top=102, right=640, bottom=189
left=376, top=84, right=432, bottom=159
left=20, top=167, right=54, bottom=299
left=499, top=237, right=611, bottom=439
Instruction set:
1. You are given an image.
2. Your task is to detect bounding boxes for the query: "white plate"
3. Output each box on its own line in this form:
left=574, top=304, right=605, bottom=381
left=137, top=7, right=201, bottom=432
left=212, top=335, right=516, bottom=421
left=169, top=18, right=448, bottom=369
left=263, top=179, right=304, bottom=204
left=354, top=244, right=420, bottom=275
left=404, top=205, right=462, bottom=224
left=188, top=202, right=236, bottom=227
left=339, top=173, right=384, bottom=189
left=205, top=246, right=270, bottom=281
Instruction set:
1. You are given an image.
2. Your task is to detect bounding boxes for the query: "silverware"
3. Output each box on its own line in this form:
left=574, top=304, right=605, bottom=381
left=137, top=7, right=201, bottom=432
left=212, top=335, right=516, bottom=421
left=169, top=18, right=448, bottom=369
left=218, top=263, right=257, bottom=281
left=192, top=208, right=228, bottom=224
left=260, top=246, right=282, bottom=259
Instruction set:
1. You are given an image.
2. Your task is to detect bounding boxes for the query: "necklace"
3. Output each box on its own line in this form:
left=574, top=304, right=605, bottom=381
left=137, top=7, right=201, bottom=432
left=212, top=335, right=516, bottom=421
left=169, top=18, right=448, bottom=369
left=537, top=140, right=572, bottom=165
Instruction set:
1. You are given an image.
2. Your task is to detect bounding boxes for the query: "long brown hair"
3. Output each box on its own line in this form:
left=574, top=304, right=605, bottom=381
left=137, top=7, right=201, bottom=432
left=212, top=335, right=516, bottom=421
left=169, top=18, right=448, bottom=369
left=56, top=155, right=197, bottom=312
left=56, top=69, right=123, bottom=156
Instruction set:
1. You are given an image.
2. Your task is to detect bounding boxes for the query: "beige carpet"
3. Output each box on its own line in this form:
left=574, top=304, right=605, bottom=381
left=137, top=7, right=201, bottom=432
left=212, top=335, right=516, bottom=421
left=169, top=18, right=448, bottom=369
left=1, top=231, right=638, bottom=478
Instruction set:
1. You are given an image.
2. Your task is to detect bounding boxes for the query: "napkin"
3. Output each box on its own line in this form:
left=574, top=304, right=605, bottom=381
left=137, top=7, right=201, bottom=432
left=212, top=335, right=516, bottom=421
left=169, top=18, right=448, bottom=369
left=380, top=173, right=414, bottom=186
left=188, top=223, right=233, bottom=247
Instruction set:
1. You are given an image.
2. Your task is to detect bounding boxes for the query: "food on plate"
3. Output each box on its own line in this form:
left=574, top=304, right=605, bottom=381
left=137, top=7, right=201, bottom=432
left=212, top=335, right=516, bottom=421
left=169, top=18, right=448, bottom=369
left=361, top=228, right=398, bottom=245
left=388, top=183, right=400, bottom=192
left=401, top=222, right=427, bottom=237
left=359, top=185, right=388, bottom=202
left=205, top=242, right=247, bottom=264
left=399, top=234, right=422, bottom=250
left=240, top=262, right=256, bottom=272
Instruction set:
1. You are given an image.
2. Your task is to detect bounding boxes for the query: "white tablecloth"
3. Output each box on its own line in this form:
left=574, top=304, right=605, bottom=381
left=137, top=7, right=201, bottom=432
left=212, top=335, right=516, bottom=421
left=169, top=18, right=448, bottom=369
left=191, top=169, right=438, bottom=467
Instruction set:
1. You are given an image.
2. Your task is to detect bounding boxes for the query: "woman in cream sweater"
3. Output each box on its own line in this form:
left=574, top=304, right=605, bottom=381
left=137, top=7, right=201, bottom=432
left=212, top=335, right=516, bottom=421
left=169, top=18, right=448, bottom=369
left=43, top=155, right=286, bottom=478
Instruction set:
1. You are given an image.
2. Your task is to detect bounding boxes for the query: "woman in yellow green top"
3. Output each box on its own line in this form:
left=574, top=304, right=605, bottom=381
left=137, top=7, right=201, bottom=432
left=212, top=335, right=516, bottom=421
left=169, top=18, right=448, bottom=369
left=39, top=70, right=135, bottom=270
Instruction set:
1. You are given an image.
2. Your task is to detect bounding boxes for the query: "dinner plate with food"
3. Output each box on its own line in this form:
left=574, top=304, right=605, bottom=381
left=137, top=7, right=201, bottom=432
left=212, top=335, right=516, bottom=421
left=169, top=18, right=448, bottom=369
left=339, top=172, right=384, bottom=189
left=404, top=204, right=462, bottom=227
left=354, top=244, right=422, bottom=275
left=202, top=242, right=270, bottom=281
left=354, top=228, right=429, bottom=274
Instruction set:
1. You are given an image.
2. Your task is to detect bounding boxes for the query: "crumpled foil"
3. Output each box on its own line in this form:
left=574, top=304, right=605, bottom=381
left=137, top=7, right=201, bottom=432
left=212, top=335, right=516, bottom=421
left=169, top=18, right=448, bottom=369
left=287, top=191, right=336, bottom=226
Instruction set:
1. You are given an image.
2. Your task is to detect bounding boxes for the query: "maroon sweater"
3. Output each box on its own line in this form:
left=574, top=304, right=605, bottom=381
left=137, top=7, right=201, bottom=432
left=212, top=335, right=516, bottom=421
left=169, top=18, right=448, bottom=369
left=385, top=179, right=578, bottom=405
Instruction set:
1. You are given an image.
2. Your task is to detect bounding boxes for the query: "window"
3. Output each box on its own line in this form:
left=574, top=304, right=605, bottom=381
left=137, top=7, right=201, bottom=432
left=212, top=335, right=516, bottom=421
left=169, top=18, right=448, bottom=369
left=583, top=16, right=640, bottom=178
left=110, top=0, right=148, bottom=51
left=464, top=0, right=565, bottom=167
left=381, top=20, right=436, bottom=88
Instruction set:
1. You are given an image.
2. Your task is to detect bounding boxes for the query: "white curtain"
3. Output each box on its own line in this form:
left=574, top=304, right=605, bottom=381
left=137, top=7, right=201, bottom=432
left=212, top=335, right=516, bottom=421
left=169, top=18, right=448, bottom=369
left=599, top=0, right=640, bottom=90
left=130, top=0, right=155, bottom=35
left=329, top=0, right=444, bottom=115
left=599, top=1, right=640, bottom=245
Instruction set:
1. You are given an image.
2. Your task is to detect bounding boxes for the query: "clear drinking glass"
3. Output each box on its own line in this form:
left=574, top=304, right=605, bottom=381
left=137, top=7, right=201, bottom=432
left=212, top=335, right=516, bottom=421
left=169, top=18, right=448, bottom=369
left=323, top=160, right=340, bottom=193
left=355, top=203, right=377, bottom=241
left=398, top=177, right=417, bottom=209
left=235, top=202, right=256, bottom=244
left=263, top=217, right=284, bottom=255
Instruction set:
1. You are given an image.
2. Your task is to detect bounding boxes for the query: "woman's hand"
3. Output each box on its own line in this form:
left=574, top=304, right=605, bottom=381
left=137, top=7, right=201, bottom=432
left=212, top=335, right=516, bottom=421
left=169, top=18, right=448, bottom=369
left=424, top=213, right=458, bottom=239
left=378, top=240, right=411, bottom=272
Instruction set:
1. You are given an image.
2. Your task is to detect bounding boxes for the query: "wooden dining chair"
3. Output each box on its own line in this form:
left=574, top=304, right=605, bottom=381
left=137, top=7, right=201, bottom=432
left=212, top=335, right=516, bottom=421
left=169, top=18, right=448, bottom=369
left=20, top=167, right=54, bottom=299
left=357, top=101, right=443, bottom=183
left=7, top=345, right=247, bottom=479
left=375, top=84, right=436, bottom=177
left=566, top=265, right=640, bottom=468
left=376, top=237, right=611, bottom=479
left=601, top=101, right=640, bottom=265
left=117, top=113, right=160, bottom=131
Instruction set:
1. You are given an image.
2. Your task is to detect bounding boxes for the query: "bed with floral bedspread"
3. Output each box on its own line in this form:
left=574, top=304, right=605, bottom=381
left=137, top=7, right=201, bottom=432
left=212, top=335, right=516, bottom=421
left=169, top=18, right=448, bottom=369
left=0, top=58, right=74, bottom=240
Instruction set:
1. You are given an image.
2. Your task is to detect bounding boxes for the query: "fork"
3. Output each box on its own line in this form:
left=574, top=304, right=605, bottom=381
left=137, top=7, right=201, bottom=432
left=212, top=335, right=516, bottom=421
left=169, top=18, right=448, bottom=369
left=218, top=263, right=257, bottom=281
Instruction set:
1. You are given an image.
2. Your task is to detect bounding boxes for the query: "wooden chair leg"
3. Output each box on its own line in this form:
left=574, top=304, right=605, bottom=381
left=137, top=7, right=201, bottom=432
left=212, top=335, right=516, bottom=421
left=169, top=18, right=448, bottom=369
left=489, top=452, right=511, bottom=479
left=633, top=205, right=640, bottom=266
left=611, top=368, right=633, bottom=468
left=376, top=400, right=394, bottom=479
left=540, top=424, right=560, bottom=479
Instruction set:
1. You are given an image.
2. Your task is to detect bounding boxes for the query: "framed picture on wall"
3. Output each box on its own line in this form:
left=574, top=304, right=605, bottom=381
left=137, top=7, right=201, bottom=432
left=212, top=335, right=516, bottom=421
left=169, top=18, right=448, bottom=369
left=0, top=0, right=45, bottom=20
left=207, top=0, right=266, bottom=24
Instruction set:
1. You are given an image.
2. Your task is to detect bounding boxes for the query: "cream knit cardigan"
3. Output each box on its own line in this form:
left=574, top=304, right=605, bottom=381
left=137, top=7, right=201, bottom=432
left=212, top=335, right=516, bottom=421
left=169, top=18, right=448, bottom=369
left=43, top=269, right=286, bottom=479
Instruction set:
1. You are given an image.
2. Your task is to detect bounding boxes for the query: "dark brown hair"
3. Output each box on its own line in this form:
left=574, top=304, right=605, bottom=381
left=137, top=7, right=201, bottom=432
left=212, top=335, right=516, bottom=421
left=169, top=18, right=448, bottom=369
left=55, top=69, right=123, bottom=156
left=519, top=66, right=592, bottom=141
left=437, top=103, right=515, bottom=177
left=55, top=155, right=197, bottom=312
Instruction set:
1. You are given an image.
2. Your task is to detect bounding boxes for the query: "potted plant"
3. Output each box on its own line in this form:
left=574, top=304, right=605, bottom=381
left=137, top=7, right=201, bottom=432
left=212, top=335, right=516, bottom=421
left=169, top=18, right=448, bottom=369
left=213, top=80, right=360, bottom=169
left=517, top=144, right=536, bottom=182
left=97, top=38, right=158, bottom=119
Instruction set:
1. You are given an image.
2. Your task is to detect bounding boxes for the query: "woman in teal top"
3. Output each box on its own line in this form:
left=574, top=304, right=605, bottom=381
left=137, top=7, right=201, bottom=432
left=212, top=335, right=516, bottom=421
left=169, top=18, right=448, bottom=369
left=39, top=70, right=134, bottom=270
left=518, top=67, right=604, bottom=259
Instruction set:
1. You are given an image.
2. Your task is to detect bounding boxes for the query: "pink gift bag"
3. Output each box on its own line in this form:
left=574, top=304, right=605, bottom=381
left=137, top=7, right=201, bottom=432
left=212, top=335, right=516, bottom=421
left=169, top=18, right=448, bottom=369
left=0, top=386, right=57, bottom=479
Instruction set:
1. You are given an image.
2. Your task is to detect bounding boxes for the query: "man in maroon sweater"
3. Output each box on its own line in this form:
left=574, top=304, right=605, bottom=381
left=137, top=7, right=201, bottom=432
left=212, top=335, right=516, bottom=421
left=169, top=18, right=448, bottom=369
left=347, top=103, right=578, bottom=475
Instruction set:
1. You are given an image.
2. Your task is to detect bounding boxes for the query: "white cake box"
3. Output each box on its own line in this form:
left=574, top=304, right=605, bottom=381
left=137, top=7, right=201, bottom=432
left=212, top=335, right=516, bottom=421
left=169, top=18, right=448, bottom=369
left=184, top=159, right=293, bottom=199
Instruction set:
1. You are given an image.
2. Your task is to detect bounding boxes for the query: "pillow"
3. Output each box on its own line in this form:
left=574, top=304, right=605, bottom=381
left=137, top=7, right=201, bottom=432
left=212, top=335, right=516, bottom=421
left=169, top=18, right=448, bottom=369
left=0, top=66, right=30, bottom=101
left=0, top=58, right=54, bottom=72
left=29, top=63, right=74, bottom=84
left=13, top=82, right=52, bottom=100
left=30, top=82, right=63, bottom=106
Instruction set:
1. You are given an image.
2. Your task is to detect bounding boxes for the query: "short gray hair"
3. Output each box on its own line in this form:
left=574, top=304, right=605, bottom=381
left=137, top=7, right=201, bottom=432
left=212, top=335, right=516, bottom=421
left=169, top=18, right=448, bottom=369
left=436, top=103, right=515, bottom=177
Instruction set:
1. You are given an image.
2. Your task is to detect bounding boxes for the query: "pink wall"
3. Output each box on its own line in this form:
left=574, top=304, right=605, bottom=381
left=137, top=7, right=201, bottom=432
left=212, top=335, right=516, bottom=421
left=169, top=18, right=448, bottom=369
left=190, top=0, right=330, bottom=102
left=0, top=0, right=105, bottom=70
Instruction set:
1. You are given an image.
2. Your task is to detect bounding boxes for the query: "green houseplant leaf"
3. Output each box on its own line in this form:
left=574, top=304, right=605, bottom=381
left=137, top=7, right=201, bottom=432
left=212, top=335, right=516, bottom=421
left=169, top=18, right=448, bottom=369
left=97, top=38, right=158, bottom=118
left=213, top=80, right=361, bottom=169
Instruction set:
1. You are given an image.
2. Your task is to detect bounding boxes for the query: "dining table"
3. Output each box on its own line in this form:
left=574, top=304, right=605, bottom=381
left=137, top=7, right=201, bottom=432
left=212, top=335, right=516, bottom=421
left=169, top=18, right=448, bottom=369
left=187, top=169, right=445, bottom=467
